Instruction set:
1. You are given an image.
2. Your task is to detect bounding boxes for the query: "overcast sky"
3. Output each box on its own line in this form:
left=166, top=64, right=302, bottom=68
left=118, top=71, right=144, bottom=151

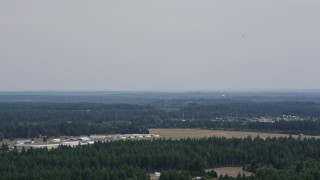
left=1, top=1, right=320, bottom=91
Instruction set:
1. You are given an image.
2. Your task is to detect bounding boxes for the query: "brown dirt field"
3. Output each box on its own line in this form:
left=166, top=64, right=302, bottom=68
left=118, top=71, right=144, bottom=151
left=149, top=128, right=320, bottom=139
left=149, top=173, right=159, bottom=180
left=209, top=167, right=253, bottom=177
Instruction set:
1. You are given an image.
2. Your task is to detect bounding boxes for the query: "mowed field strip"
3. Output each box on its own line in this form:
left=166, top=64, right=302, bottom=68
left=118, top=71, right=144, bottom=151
left=209, top=167, right=253, bottom=177
left=149, top=128, right=320, bottom=139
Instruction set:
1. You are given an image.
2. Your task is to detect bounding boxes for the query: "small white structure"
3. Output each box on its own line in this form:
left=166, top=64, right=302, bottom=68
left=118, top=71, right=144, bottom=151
left=151, top=134, right=160, bottom=138
left=90, top=135, right=107, bottom=139
left=51, top=139, right=61, bottom=143
left=79, top=137, right=91, bottom=141
left=87, top=141, right=95, bottom=145
left=16, top=139, right=34, bottom=145
left=155, top=172, right=161, bottom=177
left=113, top=136, right=121, bottom=140
left=61, top=141, right=81, bottom=147
left=299, top=134, right=304, bottom=140
left=105, top=135, right=113, bottom=140
left=136, top=135, right=143, bottom=138
left=29, top=144, right=59, bottom=149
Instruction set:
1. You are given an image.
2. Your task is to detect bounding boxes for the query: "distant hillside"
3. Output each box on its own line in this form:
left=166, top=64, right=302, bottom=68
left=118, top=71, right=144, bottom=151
left=1, top=91, right=320, bottom=104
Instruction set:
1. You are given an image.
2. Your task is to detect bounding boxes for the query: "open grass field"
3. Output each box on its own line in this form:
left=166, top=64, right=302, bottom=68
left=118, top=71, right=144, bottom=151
left=149, top=128, right=320, bottom=139
left=209, top=167, right=253, bottom=177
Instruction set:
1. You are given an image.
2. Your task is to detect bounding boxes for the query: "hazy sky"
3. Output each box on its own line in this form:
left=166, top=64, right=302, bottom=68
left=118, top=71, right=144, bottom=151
left=1, top=1, right=320, bottom=91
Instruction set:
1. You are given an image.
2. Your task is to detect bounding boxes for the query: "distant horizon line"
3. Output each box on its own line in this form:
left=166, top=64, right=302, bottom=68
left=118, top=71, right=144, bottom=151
left=1, top=88, right=320, bottom=93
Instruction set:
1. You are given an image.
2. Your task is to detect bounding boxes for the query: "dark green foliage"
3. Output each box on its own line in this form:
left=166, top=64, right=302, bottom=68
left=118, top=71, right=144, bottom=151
left=159, top=170, right=192, bottom=180
left=179, top=102, right=320, bottom=119
left=1, top=102, right=320, bottom=138
left=1, top=100, right=320, bottom=179
left=0, top=143, right=8, bottom=153
left=206, top=170, right=218, bottom=178
left=0, top=103, right=155, bottom=138
left=1, top=137, right=320, bottom=179
left=0, top=121, right=148, bottom=138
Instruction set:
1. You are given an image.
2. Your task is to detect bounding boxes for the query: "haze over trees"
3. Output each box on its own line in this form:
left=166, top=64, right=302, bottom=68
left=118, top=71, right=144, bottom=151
left=1, top=101, right=320, bottom=139
left=1, top=93, right=320, bottom=179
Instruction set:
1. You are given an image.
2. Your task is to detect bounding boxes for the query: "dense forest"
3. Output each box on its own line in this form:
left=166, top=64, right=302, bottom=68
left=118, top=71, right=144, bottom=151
left=1, top=91, right=320, bottom=103
left=1, top=102, right=320, bottom=138
left=1, top=97, right=320, bottom=179
left=1, top=137, right=320, bottom=179
left=159, top=120, right=320, bottom=135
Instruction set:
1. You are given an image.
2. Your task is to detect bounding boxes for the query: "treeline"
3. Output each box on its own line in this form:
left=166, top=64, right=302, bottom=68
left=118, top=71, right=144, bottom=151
left=1, top=102, right=320, bottom=138
left=1, top=102, right=320, bottom=124
left=179, top=102, right=320, bottom=119
left=0, top=121, right=148, bottom=139
left=4, top=118, right=320, bottom=139
left=0, top=103, right=166, bottom=124
left=1, top=137, right=320, bottom=179
left=158, top=120, right=320, bottom=135
left=0, top=103, right=157, bottom=139
left=247, top=120, right=320, bottom=135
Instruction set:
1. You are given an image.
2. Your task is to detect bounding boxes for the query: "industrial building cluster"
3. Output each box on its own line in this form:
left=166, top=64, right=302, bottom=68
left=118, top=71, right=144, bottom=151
left=14, top=134, right=160, bottom=150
